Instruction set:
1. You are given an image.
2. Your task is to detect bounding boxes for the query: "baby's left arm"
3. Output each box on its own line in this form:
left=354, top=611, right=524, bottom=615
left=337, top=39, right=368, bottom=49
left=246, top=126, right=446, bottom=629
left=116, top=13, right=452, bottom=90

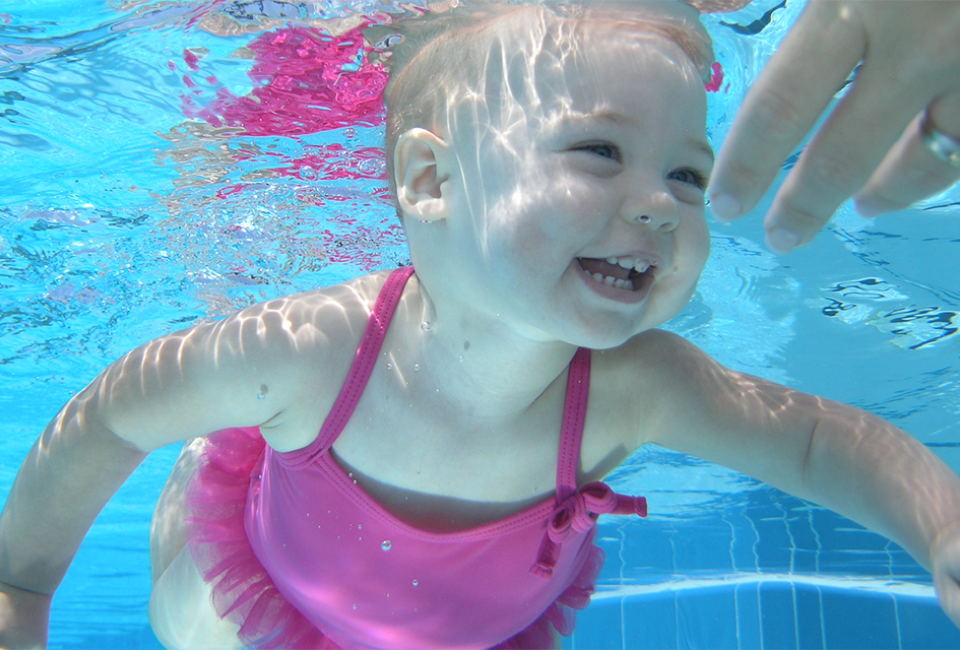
left=631, top=330, right=960, bottom=625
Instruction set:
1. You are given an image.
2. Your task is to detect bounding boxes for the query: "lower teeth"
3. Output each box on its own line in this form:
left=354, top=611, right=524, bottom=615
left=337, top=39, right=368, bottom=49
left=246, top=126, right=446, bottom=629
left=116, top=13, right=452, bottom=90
left=590, top=272, right=633, bottom=290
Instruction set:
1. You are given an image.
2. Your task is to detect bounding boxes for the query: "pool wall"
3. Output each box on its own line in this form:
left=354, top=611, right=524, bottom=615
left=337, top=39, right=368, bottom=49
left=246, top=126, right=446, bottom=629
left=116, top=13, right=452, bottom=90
left=567, top=450, right=960, bottom=650
left=570, top=579, right=959, bottom=650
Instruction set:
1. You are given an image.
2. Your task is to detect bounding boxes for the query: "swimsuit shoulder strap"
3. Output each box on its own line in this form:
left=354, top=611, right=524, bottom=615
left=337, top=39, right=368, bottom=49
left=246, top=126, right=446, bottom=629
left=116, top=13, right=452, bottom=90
left=555, top=347, right=591, bottom=500
left=278, top=267, right=415, bottom=466
left=531, top=347, right=648, bottom=581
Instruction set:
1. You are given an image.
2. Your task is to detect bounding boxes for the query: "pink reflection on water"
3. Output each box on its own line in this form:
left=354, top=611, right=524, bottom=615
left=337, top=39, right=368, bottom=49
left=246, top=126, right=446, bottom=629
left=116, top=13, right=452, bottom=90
left=171, top=20, right=401, bottom=281
left=183, top=48, right=201, bottom=71
left=284, top=144, right=386, bottom=182
left=704, top=61, right=724, bottom=93
left=181, top=25, right=387, bottom=136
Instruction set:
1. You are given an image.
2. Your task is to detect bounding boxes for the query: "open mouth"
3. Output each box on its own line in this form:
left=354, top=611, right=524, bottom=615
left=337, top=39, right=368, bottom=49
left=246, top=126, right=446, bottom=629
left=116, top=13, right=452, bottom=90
left=576, top=256, right=657, bottom=292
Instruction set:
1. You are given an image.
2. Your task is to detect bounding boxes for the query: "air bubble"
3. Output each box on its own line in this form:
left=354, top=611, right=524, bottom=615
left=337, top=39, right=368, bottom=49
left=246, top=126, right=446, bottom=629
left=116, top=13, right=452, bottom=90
left=413, top=364, right=420, bottom=372
left=381, top=540, right=392, bottom=551
left=257, top=384, right=269, bottom=400
left=377, top=33, right=404, bottom=49
left=357, top=524, right=362, bottom=530
left=353, top=604, right=357, bottom=610
left=412, top=579, right=419, bottom=587
left=420, top=321, right=433, bottom=332
left=459, top=355, right=464, bottom=363
left=386, top=362, right=393, bottom=370
left=358, top=159, right=384, bottom=176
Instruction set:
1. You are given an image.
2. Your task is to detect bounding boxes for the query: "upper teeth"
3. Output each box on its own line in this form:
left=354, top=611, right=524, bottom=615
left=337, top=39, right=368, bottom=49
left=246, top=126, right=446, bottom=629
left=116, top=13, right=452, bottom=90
left=606, top=256, right=653, bottom=273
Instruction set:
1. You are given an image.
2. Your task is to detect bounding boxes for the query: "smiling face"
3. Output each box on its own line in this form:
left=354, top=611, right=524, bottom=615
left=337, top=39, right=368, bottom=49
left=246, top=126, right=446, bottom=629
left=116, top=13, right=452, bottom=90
left=405, top=13, right=712, bottom=349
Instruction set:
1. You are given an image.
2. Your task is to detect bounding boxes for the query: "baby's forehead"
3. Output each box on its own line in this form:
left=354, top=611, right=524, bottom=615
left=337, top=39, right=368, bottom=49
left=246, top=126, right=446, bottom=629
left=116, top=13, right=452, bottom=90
left=464, top=16, right=704, bottom=117
left=470, top=3, right=711, bottom=71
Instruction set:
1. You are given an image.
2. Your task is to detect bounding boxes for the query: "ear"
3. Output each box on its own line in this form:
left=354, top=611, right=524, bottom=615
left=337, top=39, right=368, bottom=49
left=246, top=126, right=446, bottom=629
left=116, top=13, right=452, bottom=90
left=395, top=128, right=452, bottom=223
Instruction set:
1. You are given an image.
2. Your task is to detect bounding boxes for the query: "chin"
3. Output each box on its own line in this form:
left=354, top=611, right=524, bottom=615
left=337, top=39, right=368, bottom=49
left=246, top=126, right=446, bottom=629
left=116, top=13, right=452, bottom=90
left=559, top=314, right=650, bottom=351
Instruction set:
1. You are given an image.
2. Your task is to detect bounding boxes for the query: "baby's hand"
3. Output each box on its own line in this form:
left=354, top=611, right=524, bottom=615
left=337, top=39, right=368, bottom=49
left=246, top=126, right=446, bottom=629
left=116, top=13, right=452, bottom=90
left=0, top=582, right=51, bottom=650
left=932, top=522, right=960, bottom=629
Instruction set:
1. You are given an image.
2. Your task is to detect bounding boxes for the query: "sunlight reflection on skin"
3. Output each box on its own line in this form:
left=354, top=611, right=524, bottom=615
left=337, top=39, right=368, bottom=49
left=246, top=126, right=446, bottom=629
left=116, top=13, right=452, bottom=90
left=9, top=3, right=960, bottom=647
left=391, top=5, right=713, bottom=353
left=669, top=343, right=960, bottom=571
left=79, top=275, right=394, bottom=452
left=443, top=24, right=704, bottom=253
left=114, top=270, right=433, bottom=591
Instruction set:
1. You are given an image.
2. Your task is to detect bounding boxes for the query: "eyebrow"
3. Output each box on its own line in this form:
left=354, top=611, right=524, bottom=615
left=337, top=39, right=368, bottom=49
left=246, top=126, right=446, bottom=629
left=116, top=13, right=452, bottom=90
left=552, top=111, right=715, bottom=162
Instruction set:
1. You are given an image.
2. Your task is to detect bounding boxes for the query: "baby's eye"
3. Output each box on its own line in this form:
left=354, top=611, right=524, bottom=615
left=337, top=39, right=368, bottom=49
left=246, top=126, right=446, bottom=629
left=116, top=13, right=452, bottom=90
left=572, top=142, right=622, bottom=163
left=668, top=167, right=708, bottom=190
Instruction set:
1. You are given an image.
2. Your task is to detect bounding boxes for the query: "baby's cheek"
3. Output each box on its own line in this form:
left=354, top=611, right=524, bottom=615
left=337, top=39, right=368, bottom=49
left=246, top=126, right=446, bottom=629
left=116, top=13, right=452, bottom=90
left=508, top=213, right=555, bottom=261
left=678, top=211, right=710, bottom=268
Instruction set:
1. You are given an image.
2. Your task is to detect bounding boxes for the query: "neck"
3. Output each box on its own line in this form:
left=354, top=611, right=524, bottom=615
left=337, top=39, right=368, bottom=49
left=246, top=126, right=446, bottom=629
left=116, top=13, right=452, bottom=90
left=385, top=275, right=578, bottom=421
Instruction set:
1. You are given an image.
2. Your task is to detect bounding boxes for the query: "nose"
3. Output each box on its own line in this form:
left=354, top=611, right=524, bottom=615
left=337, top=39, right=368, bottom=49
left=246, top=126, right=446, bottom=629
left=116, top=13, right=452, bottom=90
left=620, top=182, right=679, bottom=232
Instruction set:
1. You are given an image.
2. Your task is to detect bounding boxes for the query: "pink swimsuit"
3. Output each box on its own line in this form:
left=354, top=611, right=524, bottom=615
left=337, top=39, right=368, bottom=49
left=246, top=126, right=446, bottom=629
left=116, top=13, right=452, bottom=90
left=185, top=267, right=647, bottom=649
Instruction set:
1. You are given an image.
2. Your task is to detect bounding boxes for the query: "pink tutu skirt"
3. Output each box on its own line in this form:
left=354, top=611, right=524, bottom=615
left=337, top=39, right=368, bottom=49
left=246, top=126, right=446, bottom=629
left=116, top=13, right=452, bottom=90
left=184, top=426, right=603, bottom=650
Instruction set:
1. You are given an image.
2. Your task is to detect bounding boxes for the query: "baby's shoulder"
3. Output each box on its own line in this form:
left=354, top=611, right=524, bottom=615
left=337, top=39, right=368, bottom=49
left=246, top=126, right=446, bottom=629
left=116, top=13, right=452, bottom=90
left=582, top=330, right=725, bottom=464
left=229, top=270, right=393, bottom=448
left=593, top=328, right=710, bottom=384
left=237, top=270, right=390, bottom=367
left=258, top=270, right=390, bottom=339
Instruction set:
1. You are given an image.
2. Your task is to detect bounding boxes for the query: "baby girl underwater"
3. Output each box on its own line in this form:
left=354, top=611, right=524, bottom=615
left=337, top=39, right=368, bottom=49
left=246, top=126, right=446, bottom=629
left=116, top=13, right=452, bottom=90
left=3, top=1, right=960, bottom=649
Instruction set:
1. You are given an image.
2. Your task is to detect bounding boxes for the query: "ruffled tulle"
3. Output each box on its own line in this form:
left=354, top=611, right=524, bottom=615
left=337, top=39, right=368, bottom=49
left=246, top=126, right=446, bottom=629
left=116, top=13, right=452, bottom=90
left=184, top=426, right=602, bottom=650
left=494, top=542, right=604, bottom=649
left=185, top=427, right=338, bottom=650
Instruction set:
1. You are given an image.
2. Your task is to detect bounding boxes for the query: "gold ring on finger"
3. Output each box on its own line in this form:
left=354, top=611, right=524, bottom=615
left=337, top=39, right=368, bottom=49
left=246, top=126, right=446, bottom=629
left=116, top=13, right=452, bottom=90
left=921, top=108, right=960, bottom=168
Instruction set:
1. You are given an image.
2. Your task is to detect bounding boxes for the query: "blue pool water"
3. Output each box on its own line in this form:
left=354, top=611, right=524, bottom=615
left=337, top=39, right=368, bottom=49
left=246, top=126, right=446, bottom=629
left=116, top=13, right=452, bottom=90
left=2, top=1, right=959, bottom=648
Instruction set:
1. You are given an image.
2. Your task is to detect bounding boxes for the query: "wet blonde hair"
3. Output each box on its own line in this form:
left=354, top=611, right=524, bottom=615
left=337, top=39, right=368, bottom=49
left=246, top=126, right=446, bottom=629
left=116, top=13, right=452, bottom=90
left=364, top=0, right=734, bottom=196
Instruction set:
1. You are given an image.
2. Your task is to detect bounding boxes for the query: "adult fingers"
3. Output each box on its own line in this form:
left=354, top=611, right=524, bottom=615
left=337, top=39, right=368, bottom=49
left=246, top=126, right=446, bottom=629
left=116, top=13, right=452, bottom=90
left=708, top=1, right=866, bottom=223
left=757, top=0, right=960, bottom=253
left=759, top=56, right=930, bottom=253
left=854, top=90, right=960, bottom=217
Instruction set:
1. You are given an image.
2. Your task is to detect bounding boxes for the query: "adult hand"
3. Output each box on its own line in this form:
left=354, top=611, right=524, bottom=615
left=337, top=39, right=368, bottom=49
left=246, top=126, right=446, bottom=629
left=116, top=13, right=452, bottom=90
left=708, top=0, right=960, bottom=254
left=0, top=582, right=51, bottom=650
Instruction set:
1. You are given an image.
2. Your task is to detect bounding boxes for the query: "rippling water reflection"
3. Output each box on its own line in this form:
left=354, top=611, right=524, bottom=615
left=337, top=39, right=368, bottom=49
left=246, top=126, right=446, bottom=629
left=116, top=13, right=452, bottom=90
left=0, top=0, right=958, bottom=647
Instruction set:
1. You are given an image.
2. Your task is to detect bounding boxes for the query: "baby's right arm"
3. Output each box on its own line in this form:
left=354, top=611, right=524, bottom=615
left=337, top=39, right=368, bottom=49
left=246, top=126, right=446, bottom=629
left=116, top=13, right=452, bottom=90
left=0, top=289, right=347, bottom=649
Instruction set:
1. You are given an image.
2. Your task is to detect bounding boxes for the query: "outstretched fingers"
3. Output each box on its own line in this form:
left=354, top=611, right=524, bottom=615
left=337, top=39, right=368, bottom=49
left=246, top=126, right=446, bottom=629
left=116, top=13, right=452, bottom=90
left=708, top=2, right=866, bottom=228
left=760, top=61, right=928, bottom=253
left=710, top=0, right=960, bottom=254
